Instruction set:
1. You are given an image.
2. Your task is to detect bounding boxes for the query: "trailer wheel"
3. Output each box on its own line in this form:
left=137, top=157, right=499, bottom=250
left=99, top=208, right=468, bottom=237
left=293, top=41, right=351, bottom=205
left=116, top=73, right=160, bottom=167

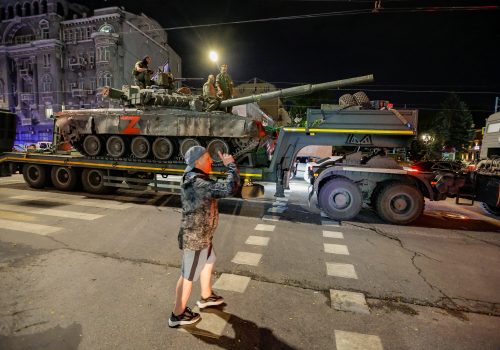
left=51, top=166, right=78, bottom=191
left=318, top=178, right=362, bottom=220
left=375, top=183, right=424, bottom=225
left=22, top=164, right=49, bottom=189
left=82, top=168, right=115, bottom=194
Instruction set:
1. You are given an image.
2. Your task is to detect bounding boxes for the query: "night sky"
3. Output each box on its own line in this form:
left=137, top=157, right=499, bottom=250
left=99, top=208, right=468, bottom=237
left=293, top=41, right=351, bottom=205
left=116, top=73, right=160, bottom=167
left=74, top=0, right=500, bottom=127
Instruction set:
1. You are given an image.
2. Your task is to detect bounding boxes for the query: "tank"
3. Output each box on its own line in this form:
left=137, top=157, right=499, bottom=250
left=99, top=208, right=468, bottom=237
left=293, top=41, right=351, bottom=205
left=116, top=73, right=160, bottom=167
left=55, top=75, right=374, bottom=164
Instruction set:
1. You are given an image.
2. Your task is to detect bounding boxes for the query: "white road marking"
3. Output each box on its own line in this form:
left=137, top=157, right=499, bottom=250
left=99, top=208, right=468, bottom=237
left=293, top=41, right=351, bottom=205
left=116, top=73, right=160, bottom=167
left=323, top=230, right=344, bottom=239
left=324, top=243, right=350, bottom=255
left=276, top=197, right=289, bottom=202
left=330, top=290, right=370, bottom=314
left=178, top=307, right=230, bottom=339
left=335, top=330, right=383, bottom=350
left=254, top=224, right=275, bottom=232
left=245, top=236, right=270, bottom=246
left=326, top=262, right=358, bottom=279
left=231, top=252, right=262, bottom=266
left=213, top=273, right=251, bottom=293
left=0, top=218, right=62, bottom=235
left=262, top=215, right=280, bottom=222
left=10, top=194, right=133, bottom=210
left=272, top=201, right=288, bottom=207
left=267, top=207, right=286, bottom=214
left=0, top=203, right=103, bottom=221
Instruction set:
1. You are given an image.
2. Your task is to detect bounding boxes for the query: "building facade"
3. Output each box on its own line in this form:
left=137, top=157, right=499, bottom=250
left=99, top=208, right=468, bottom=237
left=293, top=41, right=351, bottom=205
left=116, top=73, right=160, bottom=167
left=0, top=0, right=181, bottom=144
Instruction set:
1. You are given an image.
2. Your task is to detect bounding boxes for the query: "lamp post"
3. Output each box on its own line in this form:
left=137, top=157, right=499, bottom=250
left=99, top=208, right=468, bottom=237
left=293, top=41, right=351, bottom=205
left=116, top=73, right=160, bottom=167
left=209, top=50, right=219, bottom=71
left=420, top=133, right=434, bottom=160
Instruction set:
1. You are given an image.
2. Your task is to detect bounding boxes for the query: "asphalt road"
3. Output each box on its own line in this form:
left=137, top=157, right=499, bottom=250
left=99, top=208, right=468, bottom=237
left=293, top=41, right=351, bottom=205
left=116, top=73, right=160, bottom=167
left=0, top=173, right=499, bottom=350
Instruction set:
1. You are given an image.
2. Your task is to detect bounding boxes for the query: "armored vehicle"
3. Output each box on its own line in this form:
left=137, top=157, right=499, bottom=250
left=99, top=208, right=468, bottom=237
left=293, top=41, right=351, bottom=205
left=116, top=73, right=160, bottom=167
left=55, top=75, right=374, bottom=164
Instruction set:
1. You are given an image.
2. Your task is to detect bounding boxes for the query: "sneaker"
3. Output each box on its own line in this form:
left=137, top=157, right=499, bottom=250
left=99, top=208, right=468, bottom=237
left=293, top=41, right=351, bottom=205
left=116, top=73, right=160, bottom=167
left=196, top=292, right=224, bottom=309
left=168, top=307, right=201, bottom=328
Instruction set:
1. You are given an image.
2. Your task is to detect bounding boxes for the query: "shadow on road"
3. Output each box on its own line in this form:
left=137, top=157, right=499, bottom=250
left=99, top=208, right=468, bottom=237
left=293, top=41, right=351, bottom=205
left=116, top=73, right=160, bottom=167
left=183, top=309, right=296, bottom=350
left=0, top=323, right=82, bottom=350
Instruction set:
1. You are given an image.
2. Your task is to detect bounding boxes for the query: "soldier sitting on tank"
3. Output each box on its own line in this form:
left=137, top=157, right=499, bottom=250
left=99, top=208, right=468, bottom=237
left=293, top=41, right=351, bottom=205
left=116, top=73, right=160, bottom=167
left=203, top=75, right=216, bottom=97
left=216, top=64, right=235, bottom=113
left=133, top=56, right=155, bottom=88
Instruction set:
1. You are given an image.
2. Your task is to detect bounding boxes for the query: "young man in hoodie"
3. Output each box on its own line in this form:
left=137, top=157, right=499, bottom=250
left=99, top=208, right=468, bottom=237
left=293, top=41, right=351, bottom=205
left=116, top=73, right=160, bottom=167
left=169, top=146, right=240, bottom=327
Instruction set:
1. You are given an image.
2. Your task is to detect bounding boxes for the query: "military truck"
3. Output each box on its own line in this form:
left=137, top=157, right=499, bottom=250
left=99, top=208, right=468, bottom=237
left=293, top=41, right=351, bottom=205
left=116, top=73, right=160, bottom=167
left=0, top=74, right=482, bottom=225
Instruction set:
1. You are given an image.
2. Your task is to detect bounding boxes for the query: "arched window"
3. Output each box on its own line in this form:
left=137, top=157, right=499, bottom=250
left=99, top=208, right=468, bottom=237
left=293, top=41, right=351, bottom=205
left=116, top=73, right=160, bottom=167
left=16, top=3, right=22, bottom=17
left=39, top=19, right=49, bottom=39
left=98, top=71, right=112, bottom=87
left=41, top=0, right=47, bottom=14
left=8, top=6, right=14, bottom=19
left=42, top=74, right=52, bottom=92
left=33, top=1, right=39, bottom=15
left=0, top=8, right=5, bottom=21
left=23, top=2, right=31, bottom=16
left=56, top=2, right=64, bottom=16
left=99, top=23, right=114, bottom=33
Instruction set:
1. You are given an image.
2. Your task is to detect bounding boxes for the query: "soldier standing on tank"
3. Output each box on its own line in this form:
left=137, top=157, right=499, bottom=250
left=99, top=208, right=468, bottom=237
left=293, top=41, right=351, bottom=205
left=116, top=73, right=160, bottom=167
left=168, top=146, right=240, bottom=328
left=133, top=55, right=154, bottom=88
left=216, top=64, right=235, bottom=113
left=203, top=74, right=217, bottom=97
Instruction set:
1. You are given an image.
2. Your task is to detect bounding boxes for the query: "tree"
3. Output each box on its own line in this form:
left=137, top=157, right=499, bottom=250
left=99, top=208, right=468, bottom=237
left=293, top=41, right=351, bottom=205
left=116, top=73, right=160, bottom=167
left=432, top=93, right=474, bottom=153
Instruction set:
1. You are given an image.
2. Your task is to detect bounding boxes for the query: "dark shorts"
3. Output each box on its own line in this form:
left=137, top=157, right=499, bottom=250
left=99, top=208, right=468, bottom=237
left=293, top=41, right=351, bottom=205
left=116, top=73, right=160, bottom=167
left=181, top=245, right=216, bottom=282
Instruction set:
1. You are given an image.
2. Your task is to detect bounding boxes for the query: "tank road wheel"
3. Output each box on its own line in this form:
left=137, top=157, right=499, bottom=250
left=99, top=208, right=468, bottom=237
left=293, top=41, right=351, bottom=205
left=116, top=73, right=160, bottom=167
left=207, top=139, right=230, bottom=162
left=22, top=164, right=49, bottom=189
left=152, top=137, right=174, bottom=160
left=51, top=166, right=78, bottom=191
left=180, top=138, right=201, bottom=159
left=131, top=136, right=151, bottom=159
left=83, top=135, right=102, bottom=156
left=82, top=168, right=115, bottom=194
left=318, top=178, right=362, bottom=221
left=375, top=182, right=424, bottom=225
left=106, top=136, right=126, bottom=158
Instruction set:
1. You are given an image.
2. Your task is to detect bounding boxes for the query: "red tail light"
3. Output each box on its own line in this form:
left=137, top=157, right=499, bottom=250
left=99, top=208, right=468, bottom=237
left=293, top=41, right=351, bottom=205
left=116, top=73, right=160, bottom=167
left=407, top=166, right=420, bottom=173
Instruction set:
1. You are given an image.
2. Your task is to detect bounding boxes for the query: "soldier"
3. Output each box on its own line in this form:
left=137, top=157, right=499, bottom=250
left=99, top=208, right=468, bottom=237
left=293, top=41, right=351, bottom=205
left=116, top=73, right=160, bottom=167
left=168, top=146, right=240, bottom=328
left=216, top=64, right=235, bottom=112
left=203, top=74, right=216, bottom=97
left=133, top=55, right=154, bottom=88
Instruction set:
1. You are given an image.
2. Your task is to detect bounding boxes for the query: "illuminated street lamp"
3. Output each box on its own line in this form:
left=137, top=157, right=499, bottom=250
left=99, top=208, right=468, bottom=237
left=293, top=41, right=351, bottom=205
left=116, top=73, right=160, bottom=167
left=209, top=51, right=218, bottom=63
left=421, top=133, right=434, bottom=144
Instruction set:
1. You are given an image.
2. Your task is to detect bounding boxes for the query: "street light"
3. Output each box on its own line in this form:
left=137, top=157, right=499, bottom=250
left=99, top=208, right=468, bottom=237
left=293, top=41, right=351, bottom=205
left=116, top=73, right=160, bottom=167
left=421, top=133, right=433, bottom=144
left=209, top=51, right=218, bottom=63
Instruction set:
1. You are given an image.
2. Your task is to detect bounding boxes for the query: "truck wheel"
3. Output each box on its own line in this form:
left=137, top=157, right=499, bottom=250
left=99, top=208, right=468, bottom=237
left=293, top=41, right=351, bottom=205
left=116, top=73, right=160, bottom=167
left=82, top=168, right=116, bottom=194
left=22, top=164, right=49, bottom=189
left=480, top=202, right=500, bottom=216
left=51, top=166, right=78, bottom=191
left=375, top=183, right=424, bottom=225
left=318, top=178, right=362, bottom=220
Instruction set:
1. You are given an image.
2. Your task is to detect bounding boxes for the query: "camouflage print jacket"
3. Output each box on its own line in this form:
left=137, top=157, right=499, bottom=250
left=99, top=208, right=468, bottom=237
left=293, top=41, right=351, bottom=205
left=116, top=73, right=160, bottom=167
left=178, top=163, right=240, bottom=250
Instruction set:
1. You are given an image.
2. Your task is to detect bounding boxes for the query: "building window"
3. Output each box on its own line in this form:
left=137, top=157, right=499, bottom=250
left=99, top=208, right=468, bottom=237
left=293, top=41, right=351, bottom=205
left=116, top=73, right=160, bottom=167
left=0, top=80, right=5, bottom=102
left=43, top=53, right=50, bottom=67
left=39, top=20, right=49, bottom=39
left=33, top=1, right=39, bottom=15
left=68, top=29, right=73, bottom=42
left=42, top=74, right=52, bottom=92
left=98, top=71, right=112, bottom=87
left=16, top=4, right=22, bottom=17
left=24, top=2, right=31, bottom=16
left=99, top=23, right=114, bottom=33
left=88, top=51, right=95, bottom=65
left=86, top=26, right=92, bottom=39
left=41, top=0, right=47, bottom=14
left=97, top=46, right=110, bottom=62
left=78, top=78, right=84, bottom=90
left=7, top=6, right=14, bottom=19
left=90, top=79, right=96, bottom=91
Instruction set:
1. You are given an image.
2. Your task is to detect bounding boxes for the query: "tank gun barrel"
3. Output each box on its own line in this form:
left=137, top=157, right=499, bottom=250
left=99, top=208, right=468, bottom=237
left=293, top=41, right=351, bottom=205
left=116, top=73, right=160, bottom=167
left=219, top=74, right=374, bottom=108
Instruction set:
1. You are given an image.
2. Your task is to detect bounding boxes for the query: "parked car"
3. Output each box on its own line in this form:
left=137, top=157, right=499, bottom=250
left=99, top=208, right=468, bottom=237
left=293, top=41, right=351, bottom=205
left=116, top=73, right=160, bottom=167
left=304, top=156, right=344, bottom=183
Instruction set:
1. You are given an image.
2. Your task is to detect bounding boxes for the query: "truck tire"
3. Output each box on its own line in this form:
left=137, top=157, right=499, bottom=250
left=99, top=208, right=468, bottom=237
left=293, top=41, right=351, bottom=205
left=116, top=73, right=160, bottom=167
left=22, top=164, right=49, bottom=189
left=480, top=202, right=500, bottom=216
left=51, top=166, right=78, bottom=191
left=375, top=183, right=424, bottom=225
left=339, top=94, right=356, bottom=107
left=82, top=168, right=116, bottom=194
left=318, top=178, right=362, bottom=220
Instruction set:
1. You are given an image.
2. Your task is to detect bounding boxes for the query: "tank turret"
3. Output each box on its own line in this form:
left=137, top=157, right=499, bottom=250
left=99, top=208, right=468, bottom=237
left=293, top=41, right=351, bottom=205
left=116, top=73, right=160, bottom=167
left=56, top=75, right=374, bottom=164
